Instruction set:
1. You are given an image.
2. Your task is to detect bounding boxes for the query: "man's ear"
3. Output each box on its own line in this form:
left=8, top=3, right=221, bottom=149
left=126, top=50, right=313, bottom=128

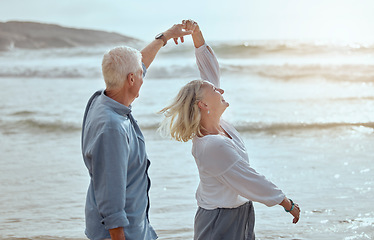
left=127, top=73, right=134, bottom=86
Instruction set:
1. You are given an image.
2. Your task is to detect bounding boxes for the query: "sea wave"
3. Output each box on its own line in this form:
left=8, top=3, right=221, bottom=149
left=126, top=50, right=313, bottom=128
left=1, top=117, right=372, bottom=135
left=0, top=118, right=81, bottom=135
left=211, top=40, right=374, bottom=58
left=221, top=63, right=374, bottom=82
left=0, top=65, right=196, bottom=79
left=0, top=65, right=101, bottom=78
left=2, top=61, right=374, bottom=83
left=9, top=110, right=36, bottom=116
left=160, top=40, right=374, bottom=58
left=142, top=121, right=374, bottom=133
left=134, top=62, right=374, bottom=82
left=0, top=46, right=110, bottom=59
left=2, top=38, right=374, bottom=81
left=234, top=122, right=374, bottom=133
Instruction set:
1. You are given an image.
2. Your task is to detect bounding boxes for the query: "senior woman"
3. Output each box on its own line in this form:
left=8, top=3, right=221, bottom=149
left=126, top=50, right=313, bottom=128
left=160, top=20, right=300, bottom=240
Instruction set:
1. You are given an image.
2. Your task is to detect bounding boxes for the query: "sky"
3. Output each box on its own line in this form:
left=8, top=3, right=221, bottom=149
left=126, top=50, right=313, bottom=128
left=1, top=0, right=374, bottom=42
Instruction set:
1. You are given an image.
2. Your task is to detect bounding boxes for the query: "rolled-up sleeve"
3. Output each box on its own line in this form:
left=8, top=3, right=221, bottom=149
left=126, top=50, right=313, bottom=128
left=195, top=43, right=221, bottom=87
left=218, top=160, right=285, bottom=207
left=91, top=127, right=130, bottom=230
left=142, top=62, right=147, bottom=78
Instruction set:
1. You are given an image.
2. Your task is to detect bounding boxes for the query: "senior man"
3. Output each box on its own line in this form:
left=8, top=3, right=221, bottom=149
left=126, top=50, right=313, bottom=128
left=81, top=23, right=192, bottom=240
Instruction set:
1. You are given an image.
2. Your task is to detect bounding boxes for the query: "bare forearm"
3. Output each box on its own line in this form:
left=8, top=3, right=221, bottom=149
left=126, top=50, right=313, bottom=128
left=109, top=227, right=126, bottom=240
left=192, top=30, right=205, bottom=48
left=141, top=24, right=193, bottom=69
left=140, top=40, right=164, bottom=69
left=279, top=197, right=292, bottom=210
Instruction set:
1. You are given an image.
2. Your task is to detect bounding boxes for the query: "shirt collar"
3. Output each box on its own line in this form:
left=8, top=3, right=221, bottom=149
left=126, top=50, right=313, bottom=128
left=99, top=90, right=132, bottom=115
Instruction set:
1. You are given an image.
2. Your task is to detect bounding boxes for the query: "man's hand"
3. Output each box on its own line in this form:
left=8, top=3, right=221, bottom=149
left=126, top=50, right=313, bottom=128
left=141, top=22, right=193, bottom=69
left=109, top=227, right=126, bottom=240
left=163, top=24, right=193, bottom=45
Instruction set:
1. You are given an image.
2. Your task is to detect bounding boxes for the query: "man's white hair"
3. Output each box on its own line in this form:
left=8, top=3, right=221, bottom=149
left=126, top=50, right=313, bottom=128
left=102, top=46, right=142, bottom=90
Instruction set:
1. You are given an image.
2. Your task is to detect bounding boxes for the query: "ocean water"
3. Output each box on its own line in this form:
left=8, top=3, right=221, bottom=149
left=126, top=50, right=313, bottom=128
left=0, top=40, right=373, bottom=240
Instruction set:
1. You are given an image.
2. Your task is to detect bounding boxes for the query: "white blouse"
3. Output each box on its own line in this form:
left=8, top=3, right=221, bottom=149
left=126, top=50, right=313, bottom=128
left=192, top=43, right=285, bottom=210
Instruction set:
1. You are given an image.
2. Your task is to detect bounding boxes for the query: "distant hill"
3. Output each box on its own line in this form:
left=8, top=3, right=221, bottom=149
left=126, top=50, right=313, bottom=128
left=0, top=21, right=140, bottom=51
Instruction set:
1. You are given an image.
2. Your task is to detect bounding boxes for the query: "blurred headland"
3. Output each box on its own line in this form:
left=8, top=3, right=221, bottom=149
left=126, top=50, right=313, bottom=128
left=0, top=21, right=140, bottom=51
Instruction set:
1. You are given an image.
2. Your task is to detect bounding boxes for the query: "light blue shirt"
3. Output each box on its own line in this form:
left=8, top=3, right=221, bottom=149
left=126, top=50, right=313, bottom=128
left=81, top=64, right=157, bottom=240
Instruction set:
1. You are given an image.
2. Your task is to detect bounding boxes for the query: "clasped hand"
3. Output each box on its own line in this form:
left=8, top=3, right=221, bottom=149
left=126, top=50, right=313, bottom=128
left=164, top=19, right=200, bottom=45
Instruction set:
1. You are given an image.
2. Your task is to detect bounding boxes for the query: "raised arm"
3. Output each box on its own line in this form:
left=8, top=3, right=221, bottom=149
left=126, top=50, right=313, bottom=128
left=195, top=43, right=220, bottom=88
left=183, top=20, right=221, bottom=87
left=141, top=24, right=193, bottom=69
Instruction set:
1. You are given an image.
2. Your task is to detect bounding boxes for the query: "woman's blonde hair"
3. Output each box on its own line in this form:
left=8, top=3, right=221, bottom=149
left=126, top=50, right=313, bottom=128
left=159, top=80, right=206, bottom=142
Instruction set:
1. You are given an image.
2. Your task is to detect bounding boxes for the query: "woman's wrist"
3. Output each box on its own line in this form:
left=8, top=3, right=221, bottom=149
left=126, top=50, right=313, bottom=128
left=192, top=29, right=201, bottom=36
left=284, top=199, right=295, bottom=212
left=280, top=197, right=292, bottom=209
left=192, top=30, right=205, bottom=48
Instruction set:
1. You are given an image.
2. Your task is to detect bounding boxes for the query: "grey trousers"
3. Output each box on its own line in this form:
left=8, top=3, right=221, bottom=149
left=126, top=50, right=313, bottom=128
left=194, top=201, right=255, bottom=240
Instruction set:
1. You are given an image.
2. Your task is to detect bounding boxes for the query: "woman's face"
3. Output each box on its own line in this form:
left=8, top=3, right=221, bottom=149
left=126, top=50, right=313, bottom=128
left=201, top=82, right=229, bottom=116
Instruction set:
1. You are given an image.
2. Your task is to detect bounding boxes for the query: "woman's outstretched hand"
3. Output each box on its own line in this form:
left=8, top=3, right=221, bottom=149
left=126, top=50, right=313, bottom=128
left=290, top=202, right=300, bottom=224
left=280, top=197, right=300, bottom=224
left=181, top=19, right=205, bottom=48
left=182, top=19, right=200, bottom=34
